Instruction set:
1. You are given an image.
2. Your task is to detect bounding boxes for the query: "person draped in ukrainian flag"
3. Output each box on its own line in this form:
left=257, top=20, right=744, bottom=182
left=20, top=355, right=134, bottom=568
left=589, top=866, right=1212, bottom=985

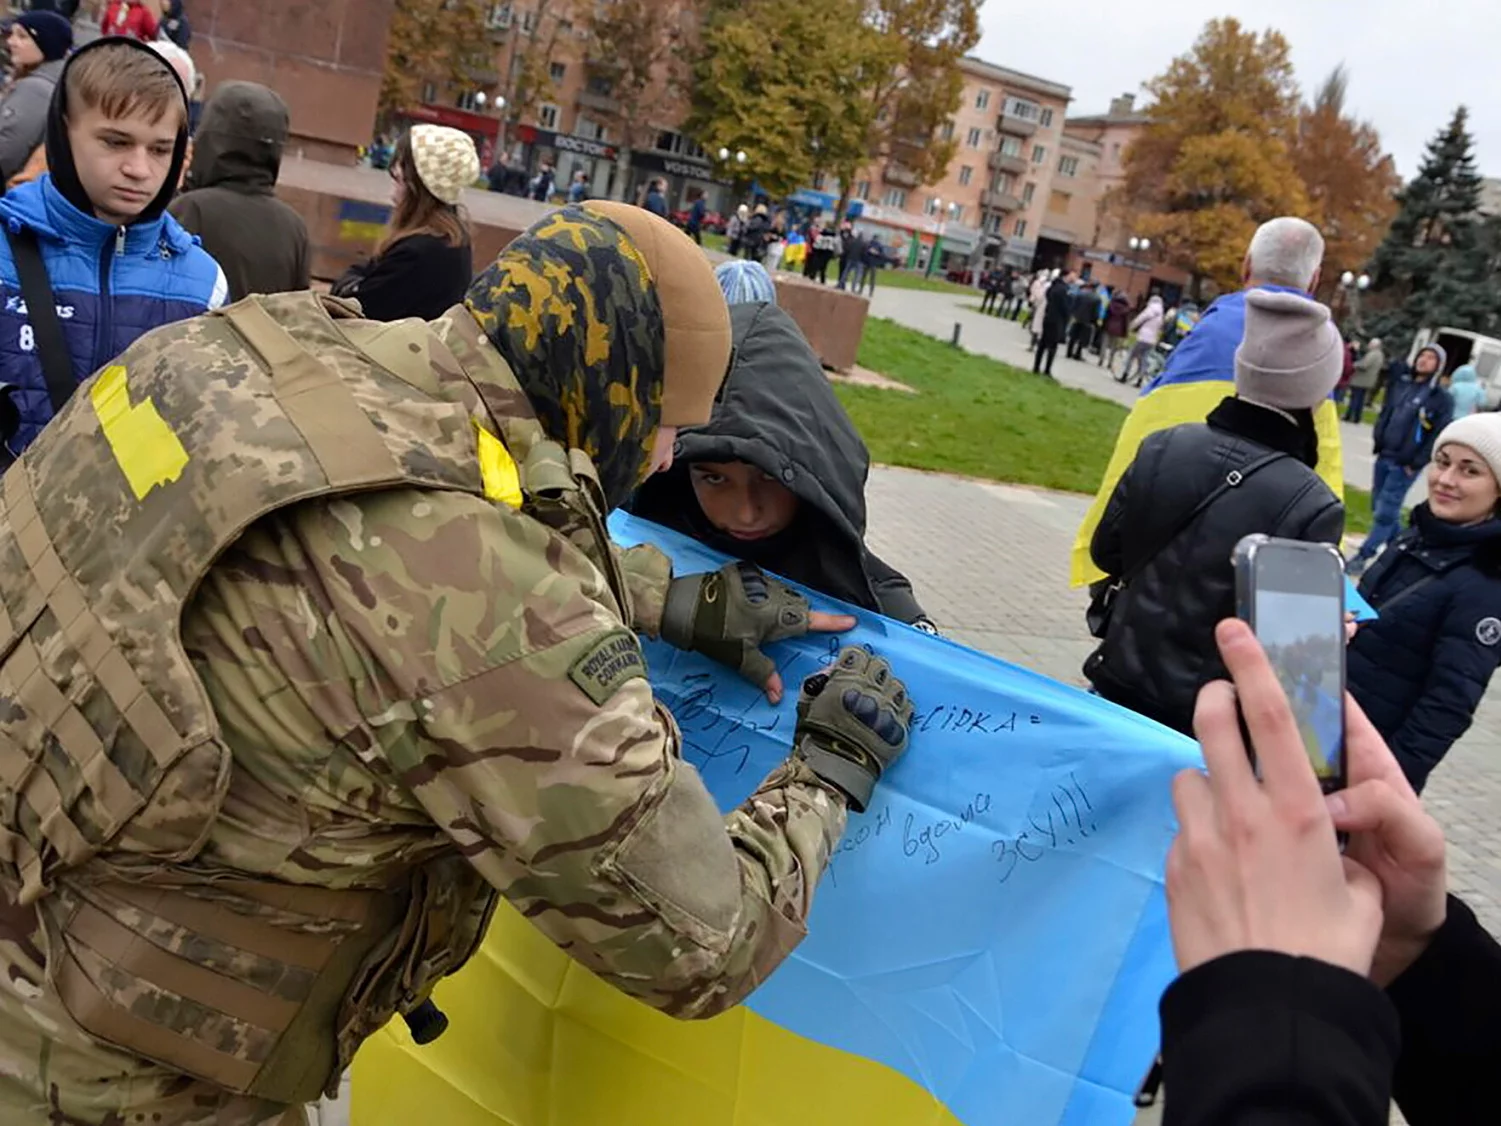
left=1071, top=217, right=1345, bottom=586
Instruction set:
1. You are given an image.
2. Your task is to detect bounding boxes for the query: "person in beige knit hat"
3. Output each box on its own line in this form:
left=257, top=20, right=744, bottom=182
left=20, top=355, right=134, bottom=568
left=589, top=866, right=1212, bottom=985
left=331, top=125, right=479, bottom=321
left=1085, top=287, right=1345, bottom=735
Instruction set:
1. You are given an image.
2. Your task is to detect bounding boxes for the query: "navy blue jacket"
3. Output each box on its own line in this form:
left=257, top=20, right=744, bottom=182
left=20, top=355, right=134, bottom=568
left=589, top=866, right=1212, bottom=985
left=1348, top=505, right=1501, bottom=792
left=0, top=175, right=225, bottom=456
left=1373, top=375, right=1453, bottom=469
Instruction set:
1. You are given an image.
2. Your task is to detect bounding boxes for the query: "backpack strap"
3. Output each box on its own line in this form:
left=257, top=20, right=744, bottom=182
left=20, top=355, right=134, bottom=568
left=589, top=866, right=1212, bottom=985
left=1121, top=450, right=1291, bottom=588
left=5, top=225, right=76, bottom=415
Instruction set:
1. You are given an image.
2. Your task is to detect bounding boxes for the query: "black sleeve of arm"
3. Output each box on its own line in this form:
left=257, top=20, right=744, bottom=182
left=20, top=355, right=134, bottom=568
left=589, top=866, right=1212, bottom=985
left=1388, top=895, right=1501, bottom=1125
left=339, top=240, right=422, bottom=322
left=862, top=549, right=928, bottom=625
left=1388, top=592, right=1501, bottom=780
left=1091, top=456, right=1136, bottom=578
left=1160, top=951, right=1397, bottom=1125
left=1298, top=494, right=1346, bottom=547
left=1373, top=394, right=1394, bottom=450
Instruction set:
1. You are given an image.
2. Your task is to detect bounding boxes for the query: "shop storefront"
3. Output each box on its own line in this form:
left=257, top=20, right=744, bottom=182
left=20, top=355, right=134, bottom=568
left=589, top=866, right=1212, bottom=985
left=509, top=124, right=621, bottom=200
left=629, top=150, right=736, bottom=216
left=400, top=104, right=502, bottom=170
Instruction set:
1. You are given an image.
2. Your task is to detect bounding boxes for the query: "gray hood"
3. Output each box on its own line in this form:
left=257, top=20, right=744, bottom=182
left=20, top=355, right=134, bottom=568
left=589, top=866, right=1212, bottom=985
left=627, top=302, right=883, bottom=610
left=185, top=81, right=289, bottom=194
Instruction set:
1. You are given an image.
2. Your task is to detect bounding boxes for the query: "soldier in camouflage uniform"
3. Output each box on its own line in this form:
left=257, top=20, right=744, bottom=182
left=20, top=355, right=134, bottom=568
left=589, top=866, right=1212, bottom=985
left=0, top=201, right=915, bottom=1124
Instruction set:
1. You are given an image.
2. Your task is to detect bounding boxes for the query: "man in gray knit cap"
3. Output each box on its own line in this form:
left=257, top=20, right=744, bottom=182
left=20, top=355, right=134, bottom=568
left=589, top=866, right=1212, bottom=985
left=1084, top=288, right=1347, bottom=735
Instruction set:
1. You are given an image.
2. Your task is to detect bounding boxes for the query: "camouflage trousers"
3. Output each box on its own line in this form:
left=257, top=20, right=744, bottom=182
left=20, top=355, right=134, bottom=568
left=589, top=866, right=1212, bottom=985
left=0, top=884, right=305, bottom=1126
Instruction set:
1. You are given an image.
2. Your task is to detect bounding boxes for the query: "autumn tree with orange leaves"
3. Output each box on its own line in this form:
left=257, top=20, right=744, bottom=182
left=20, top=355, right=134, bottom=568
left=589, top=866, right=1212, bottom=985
left=1293, top=66, right=1400, bottom=305
left=1118, top=19, right=1397, bottom=298
left=379, top=0, right=490, bottom=121
left=1118, top=19, right=1309, bottom=294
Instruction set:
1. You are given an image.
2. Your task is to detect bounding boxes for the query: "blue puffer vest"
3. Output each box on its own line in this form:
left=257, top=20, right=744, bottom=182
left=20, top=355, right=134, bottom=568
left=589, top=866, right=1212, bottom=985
left=0, top=174, right=225, bottom=456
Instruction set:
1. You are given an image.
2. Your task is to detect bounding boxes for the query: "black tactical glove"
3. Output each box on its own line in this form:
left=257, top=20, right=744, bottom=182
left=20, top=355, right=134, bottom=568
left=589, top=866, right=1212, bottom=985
left=794, top=647, right=913, bottom=812
left=661, top=561, right=812, bottom=689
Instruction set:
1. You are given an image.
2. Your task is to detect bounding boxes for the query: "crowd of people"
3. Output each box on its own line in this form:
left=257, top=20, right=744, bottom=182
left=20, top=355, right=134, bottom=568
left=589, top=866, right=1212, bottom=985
left=1077, top=216, right=1501, bottom=1119
left=721, top=205, right=894, bottom=297
left=1084, top=217, right=1501, bottom=799
left=0, top=11, right=1495, bottom=1126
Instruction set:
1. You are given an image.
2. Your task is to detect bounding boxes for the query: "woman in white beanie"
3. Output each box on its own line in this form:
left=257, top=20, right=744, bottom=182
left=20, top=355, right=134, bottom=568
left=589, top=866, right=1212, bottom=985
left=1348, top=412, right=1501, bottom=793
left=332, top=124, right=479, bottom=321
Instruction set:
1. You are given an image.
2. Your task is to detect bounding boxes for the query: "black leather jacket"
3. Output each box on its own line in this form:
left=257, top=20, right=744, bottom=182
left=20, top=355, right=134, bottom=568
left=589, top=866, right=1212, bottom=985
left=1085, top=397, right=1345, bottom=733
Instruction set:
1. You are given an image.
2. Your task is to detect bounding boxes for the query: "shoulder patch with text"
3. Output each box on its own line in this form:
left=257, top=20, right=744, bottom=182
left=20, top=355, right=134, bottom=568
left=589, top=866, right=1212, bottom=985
left=568, top=629, right=648, bottom=705
left=1477, top=617, right=1501, bottom=647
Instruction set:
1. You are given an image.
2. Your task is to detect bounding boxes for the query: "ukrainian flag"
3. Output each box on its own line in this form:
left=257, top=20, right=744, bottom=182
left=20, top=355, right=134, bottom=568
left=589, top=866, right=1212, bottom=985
left=350, top=515, right=1195, bottom=1126
left=1070, top=288, right=1346, bottom=587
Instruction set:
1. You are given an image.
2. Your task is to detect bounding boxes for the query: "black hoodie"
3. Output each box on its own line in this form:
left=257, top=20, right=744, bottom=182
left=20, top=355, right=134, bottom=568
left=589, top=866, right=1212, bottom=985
left=43, top=36, right=190, bottom=227
left=627, top=302, right=930, bottom=626
left=168, top=82, right=309, bottom=301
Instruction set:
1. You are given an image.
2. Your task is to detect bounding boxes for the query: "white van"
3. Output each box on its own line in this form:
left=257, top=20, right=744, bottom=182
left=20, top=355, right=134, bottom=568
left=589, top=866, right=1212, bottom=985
left=1410, top=326, right=1501, bottom=395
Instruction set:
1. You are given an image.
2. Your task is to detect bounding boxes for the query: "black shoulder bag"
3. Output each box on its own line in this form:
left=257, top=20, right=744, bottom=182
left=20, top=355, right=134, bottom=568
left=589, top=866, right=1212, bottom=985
left=1087, top=451, right=1289, bottom=639
left=4, top=225, right=75, bottom=420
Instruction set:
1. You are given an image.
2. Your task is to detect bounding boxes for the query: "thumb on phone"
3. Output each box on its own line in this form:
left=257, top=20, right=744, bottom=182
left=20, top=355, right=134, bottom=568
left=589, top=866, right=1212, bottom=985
left=1326, top=779, right=1442, bottom=864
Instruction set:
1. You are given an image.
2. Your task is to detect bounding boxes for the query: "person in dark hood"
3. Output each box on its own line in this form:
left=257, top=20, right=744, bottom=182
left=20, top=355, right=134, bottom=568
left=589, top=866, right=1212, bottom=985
left=0, top=11, right=70, bottom=184
left=1350, top=342, right=1454, bottom=574
left=169, top=82, right=309, bottom=300
left=0, top=36, right=224, bottom=461
left=627, top=301, right=935, bottom=630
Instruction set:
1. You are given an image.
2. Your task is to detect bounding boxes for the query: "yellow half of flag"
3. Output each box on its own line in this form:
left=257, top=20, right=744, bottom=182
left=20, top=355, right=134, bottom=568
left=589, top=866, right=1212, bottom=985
left=1070, top=379, right=1346, bottom=587
left=350, top=902, right=965, bottom=1126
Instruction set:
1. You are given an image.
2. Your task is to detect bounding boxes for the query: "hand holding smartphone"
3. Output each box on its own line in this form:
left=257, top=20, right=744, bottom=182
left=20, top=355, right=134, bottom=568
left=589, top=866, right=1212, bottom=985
left=1233, top=535, right=1348, bottom=795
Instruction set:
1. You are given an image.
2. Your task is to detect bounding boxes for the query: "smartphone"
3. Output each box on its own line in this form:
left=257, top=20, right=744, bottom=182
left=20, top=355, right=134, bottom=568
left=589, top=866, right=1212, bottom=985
left=1233, top=535, right=1347, bottom=794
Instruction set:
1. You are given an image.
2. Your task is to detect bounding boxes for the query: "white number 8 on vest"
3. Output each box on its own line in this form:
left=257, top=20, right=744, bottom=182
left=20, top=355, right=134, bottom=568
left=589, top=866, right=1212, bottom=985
left=18, top=324, right=32, bottom=353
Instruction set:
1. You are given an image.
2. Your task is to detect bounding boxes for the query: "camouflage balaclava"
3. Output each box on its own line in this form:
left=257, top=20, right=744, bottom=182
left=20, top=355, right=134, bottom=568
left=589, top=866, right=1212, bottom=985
left=465, top=206, right=666, bottom=510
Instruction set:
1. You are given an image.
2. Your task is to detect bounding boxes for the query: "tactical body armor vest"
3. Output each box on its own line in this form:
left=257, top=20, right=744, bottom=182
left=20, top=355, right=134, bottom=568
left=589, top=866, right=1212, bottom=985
left=0, top=292, right=629, bottom=1103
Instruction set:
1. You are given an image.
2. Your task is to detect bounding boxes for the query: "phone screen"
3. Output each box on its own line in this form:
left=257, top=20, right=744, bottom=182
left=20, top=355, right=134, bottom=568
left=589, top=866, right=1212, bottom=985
left=1251, top=561, right=1346, bottom=784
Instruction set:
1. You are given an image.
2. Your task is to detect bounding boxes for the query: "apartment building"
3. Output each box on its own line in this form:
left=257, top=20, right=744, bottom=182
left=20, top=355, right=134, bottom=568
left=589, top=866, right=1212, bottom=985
left=850, top=58, right=1075, bottom=272
left=1063, top=94, right=1191, bottom=300
left=403, top=1, right=737, bottom=211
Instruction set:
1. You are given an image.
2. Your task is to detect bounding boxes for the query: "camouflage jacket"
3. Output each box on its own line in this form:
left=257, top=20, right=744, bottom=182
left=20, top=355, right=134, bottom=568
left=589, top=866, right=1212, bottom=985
left=0, top=296, right=848, bottom=1126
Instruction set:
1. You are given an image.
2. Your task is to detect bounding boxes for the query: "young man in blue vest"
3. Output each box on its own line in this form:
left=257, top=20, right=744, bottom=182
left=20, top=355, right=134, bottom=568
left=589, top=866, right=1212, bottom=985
left=0, top=36, right=225, bottom=461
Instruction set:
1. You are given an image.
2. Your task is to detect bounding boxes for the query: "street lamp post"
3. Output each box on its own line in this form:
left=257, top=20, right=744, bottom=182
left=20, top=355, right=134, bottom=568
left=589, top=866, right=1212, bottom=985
left=1127, top=236, right=1151, bottom=299
left=926, top=200, right=959, bottom=279
left=474, top=92, right=508, bottom=161
left=1340, top=270, right=1371, bottom=333
left=716, top=147, right=749, bottom=210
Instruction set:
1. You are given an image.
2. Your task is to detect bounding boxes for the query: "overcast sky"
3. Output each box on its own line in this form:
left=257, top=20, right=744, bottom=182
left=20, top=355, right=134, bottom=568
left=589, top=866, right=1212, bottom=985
left=977, top=0, right=1501, bottom=180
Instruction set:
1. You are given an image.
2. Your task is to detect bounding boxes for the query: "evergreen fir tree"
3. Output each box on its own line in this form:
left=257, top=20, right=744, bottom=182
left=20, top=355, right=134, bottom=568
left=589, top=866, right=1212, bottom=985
left=1367, top=107, right=1496, bottom=346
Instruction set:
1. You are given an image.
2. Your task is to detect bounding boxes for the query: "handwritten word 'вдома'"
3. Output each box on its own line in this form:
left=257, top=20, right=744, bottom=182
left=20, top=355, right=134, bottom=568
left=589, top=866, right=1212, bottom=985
left=824, top=774, right=1095, bottom=887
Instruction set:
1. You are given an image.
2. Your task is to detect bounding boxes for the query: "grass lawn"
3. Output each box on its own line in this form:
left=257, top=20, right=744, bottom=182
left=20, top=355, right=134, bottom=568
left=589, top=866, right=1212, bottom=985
left=1345, top=486, right=1373, bottom=535
left=876, top=270, right=980, bottom=296
left=843, top=317, right=1379, bottom=533
left=839, top=318, right=1127, bottom=493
